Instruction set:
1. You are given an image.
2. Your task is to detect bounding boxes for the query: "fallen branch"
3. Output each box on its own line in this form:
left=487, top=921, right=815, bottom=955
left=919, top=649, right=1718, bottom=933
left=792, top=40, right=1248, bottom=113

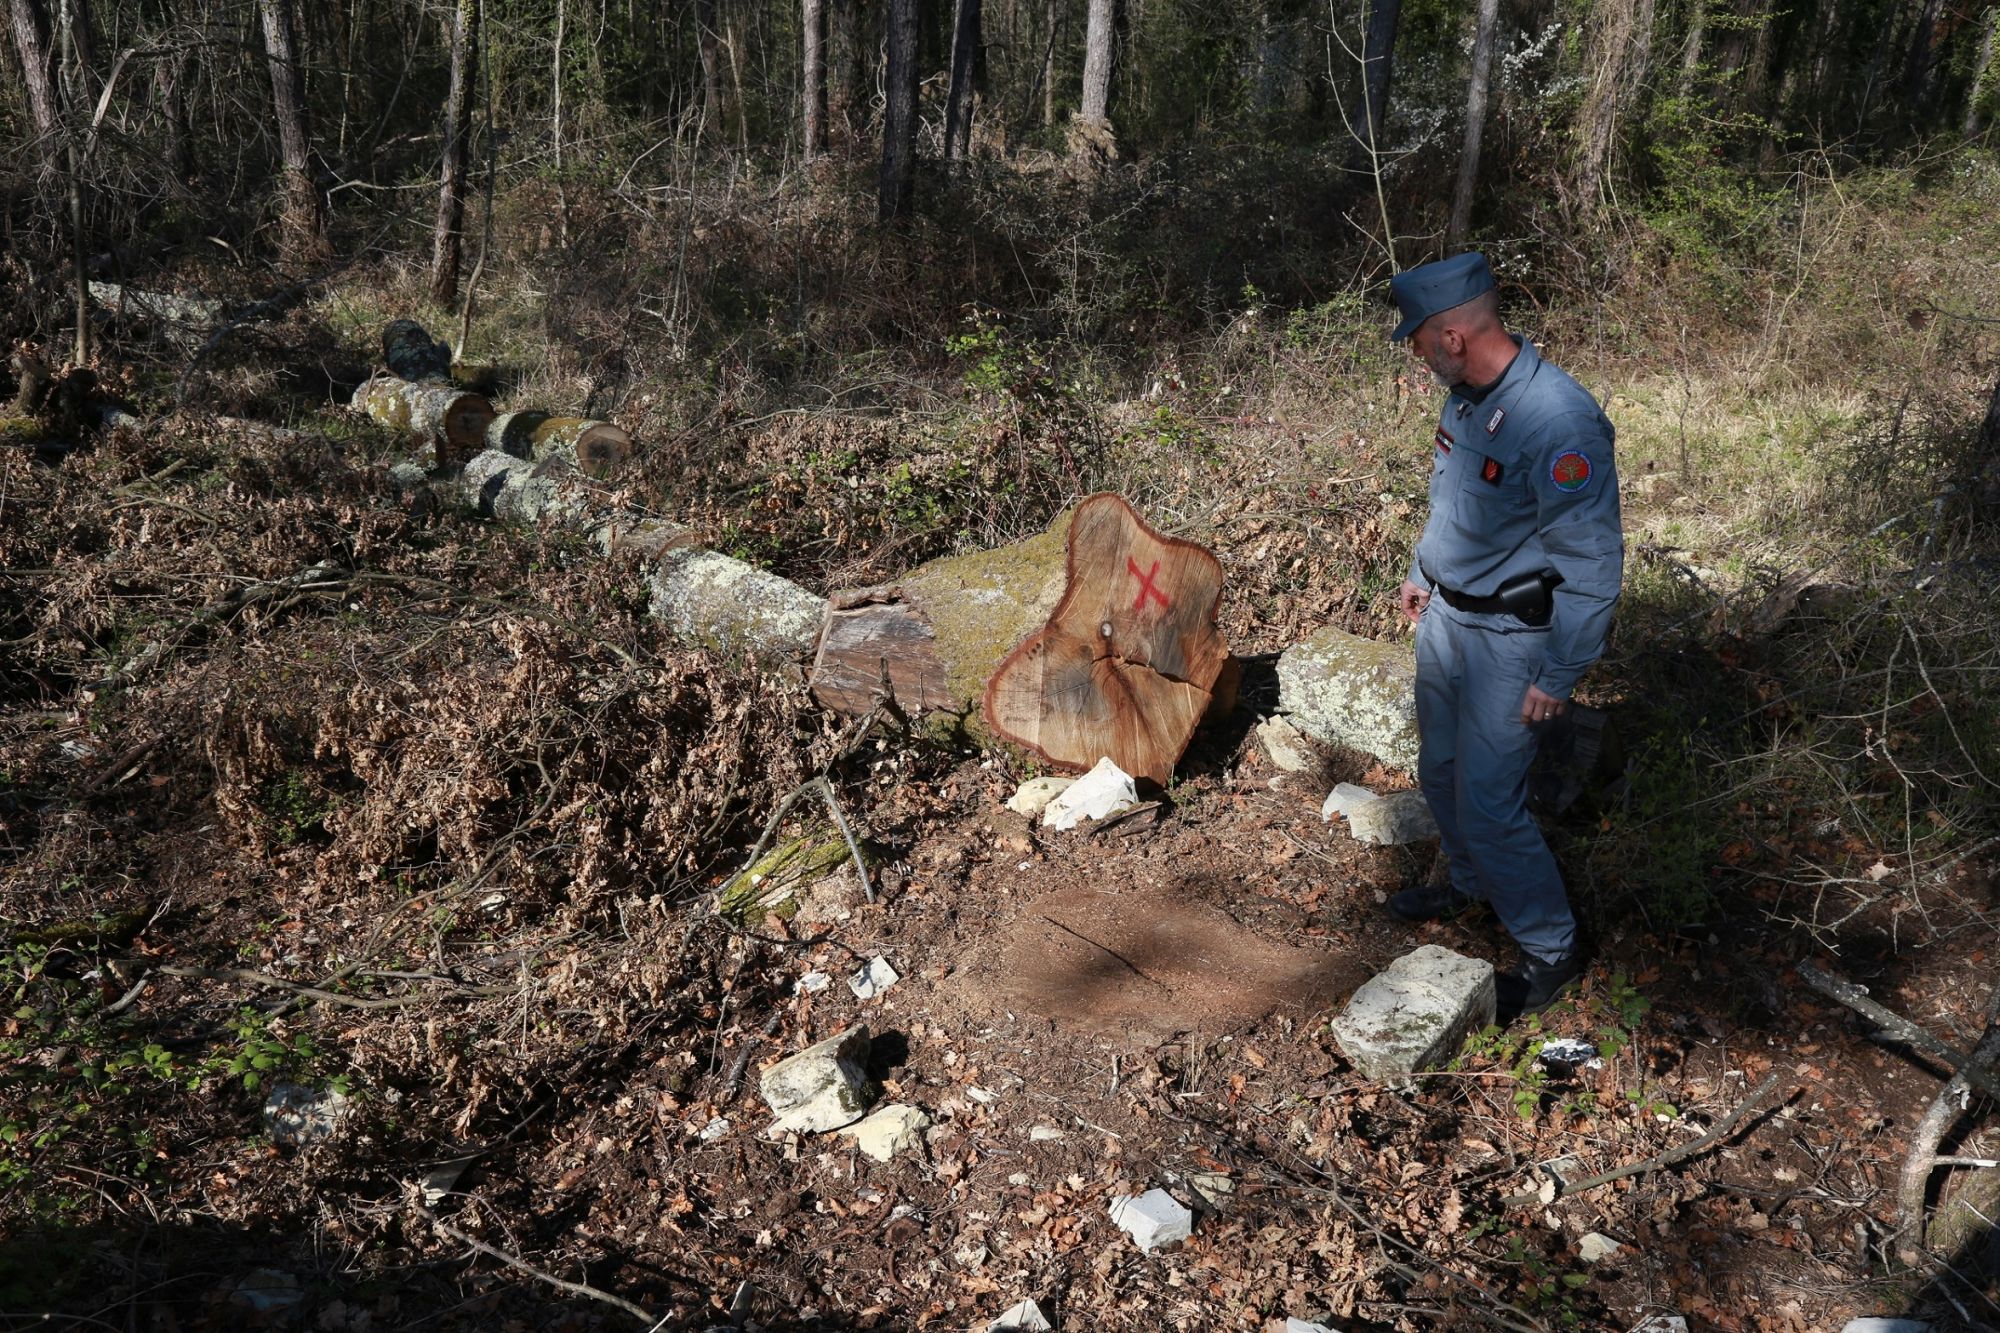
left=421, top=1204, right=659, bottom=1326
left=1798, top=962, right=2000, bottom=1104
left=1502, top=1072, right=1786, bottom=1207
left=84, top=562, right=348, bottom=693
left=729, top=775, right=875, bottom=910
left=1899, top=980, right=2000, bottom=1240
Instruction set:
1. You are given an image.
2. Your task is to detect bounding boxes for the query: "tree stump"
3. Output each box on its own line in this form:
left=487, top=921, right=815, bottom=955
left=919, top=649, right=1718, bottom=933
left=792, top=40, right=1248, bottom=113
left=982, top=494, right=1230, bottom=784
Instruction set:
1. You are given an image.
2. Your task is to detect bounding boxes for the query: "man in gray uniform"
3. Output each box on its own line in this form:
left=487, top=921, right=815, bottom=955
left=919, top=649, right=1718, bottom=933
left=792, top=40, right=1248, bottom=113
left=1386, top=252, right=1623, bottom=1021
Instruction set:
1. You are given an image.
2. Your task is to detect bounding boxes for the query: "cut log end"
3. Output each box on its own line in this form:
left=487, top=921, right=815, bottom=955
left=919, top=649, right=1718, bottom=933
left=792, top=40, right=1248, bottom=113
left=352, top=376, right=496, bottom=466
left=489, top=411, right=634, bottom=478
left=982, top=493, right=1230, bottom=785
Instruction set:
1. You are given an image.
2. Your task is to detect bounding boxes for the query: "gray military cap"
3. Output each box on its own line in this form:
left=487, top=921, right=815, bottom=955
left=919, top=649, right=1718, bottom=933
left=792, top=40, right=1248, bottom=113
left=1389, top=252, right=1497, bottom=342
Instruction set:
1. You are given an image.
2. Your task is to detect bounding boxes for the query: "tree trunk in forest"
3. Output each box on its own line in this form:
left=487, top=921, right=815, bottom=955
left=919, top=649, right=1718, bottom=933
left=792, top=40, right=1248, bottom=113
left=1347, top=0, right=1401, bottom=172
left=430, top=0, right=480, bottom=305
left=695, top=0, right=722, bottom=136
left=1042, top=0, right=1058, bottom=127
left=1574, top=0, right=1636, bottom=213
left=1078, top=0, right=1114, bottom=127
left=159, top=46, right=196, bottom=184
left=7, top=0, right=61, bottom=141
left=1900, top=0, right=1943, bottom=113
left=1445, top=0, right=1500, bottom=248
left=61, top=0, right=92, bottom=91
left=258, top=0, right=331, bottom=266
left=943, top=0, right=980, bottom=162
left=878, top=0, right=919, bottom=220
left=803, top=0, right=827, bottom=157
left=828, top=0, right=861, bottom=136
left=1968, top=8, right=1997, bottom=135
left=1678, top=0, right=1706, bottom=94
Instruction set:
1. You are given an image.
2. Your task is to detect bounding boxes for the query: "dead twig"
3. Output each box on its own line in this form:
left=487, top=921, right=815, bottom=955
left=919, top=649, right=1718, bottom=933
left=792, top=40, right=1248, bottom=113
left=1898, top=981, right=2000, bottom=1240
left=157, top=964, right=512, bottom=1010
left=1798, top=962, right=2000, bottom=1104
left=1500, top=1072, right=1786, bottom=1207
left=84, top=562, right=349, bottom=693
left=420, top=1203, right=659, bottom=1325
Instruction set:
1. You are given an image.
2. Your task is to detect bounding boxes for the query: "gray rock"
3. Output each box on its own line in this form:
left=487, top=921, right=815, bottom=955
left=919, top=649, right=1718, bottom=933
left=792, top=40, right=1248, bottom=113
left=1346, top=790, right=1438, bottom=845
left=1840, top=1322, right=1931, bottom=1333
left=1278, top=627, right=1421, bottom=773
left=1285, top=1321, right=1340, bottom=1333
left=227, top=1269, right=304, bottom=1316
left=264, top=1083, right=352, bottom=1146
left=1330, top=946, right=1496, bottom=1084
left=759, top=1027, right=874, bottom=1135
left=1255, top=716, right=1317, bottom=772
left=1578, top=1231, right=1623, bottom=1263
left=1631, top=1317, right=1689, bottom=1333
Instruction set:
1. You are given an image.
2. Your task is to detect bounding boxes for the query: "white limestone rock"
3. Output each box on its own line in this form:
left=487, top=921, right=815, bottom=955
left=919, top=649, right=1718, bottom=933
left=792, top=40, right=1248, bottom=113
left=1840, top=1322, right=1931, bottom=1333
left=264, top=1083, right=352, bottom=1146
left=837, top=1104, right=930, bottom=1161
left=849, top=956, right=900, bottom=999
left=759, top=1026, right=873, bottom=1135
left=1630, top=1317, right=1689, bottom=1333
left=1330, top=945, right=1496, bottom=1085
left=1041, top=757, right=1139, bottom=831
left=1320, top=782, right=1380, bottom=821
left=1278, top=628, right=1421, bottom=773
left=1346, top=790, right=1439, bottom=845
left=990, top=1298, right=1053, bottom=1331
left=1578, top=1232, right=1623, bottom=1263
left=1006, top=776, right=1075, bottom=817
left=1255, top=715, right=1317, bottom=772
left=1108, top=1188, right=1193, bottom=1252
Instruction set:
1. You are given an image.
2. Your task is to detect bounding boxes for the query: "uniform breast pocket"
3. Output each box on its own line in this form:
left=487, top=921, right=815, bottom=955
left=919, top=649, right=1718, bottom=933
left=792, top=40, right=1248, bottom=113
left=1462, top=452, right=1529, bottom=508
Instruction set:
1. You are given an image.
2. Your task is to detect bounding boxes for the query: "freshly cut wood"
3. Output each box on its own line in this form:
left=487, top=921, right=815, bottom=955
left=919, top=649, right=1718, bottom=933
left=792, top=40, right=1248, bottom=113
left=811, top=509, right=1076, bottom=728
left=351, top=375, right=495, bottom=467
left=982, top=493, right=1230, bottom=785
left=488, top=410, right=633, bottom=478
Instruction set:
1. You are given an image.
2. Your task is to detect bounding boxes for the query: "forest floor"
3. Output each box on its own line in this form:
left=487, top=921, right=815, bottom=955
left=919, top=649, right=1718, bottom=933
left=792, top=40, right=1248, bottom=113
left=3, top=157, right=2000, bottom=1333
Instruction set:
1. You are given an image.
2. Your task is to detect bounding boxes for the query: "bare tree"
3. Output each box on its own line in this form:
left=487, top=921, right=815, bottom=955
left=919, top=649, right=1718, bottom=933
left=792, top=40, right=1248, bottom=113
left=1078, top=0, right=1114, bottom=127
left=1968, top=7, right=1997, bottom=136
left=1347, top=0, right=1401, bottom=172
left=803, top=0, right=827, bottom=158
left=695, top=0, right=722, bottom=135
left=431, top=0, right=480, bottom=304
left=943, top=0, right=980, bottom=161
left=1445, top=0, right=1500, bottom=248
left=7, top=0, right=62, bottom=141
left=257, top=0, right=331, bottom=265
left=879, top=0, right=919, bottom=219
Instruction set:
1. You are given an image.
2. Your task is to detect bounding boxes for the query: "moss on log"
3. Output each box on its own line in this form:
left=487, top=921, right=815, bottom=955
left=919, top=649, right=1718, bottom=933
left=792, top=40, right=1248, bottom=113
left=351, top=375, right=495, bottom=467
left=717, top=832, right=856, bottom=920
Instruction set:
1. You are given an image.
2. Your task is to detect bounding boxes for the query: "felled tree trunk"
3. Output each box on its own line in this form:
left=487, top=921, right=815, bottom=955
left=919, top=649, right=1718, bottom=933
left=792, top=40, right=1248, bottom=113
left=983, top=494, right=1231, bottom=784
left=811, top=508, right=1076, bottom=731
left=88, top=282, right=224, bottom=330
left=351, top=375, right=495, bottom=467
left=814, top=496, right=1235, bottom=780
left=488, top=410, right=633, bottom=478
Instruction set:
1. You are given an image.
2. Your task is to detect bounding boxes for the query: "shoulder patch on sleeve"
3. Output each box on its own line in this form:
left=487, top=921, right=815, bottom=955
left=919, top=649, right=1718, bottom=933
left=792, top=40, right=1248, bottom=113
left=1549, top=450, right=1592, bottom=493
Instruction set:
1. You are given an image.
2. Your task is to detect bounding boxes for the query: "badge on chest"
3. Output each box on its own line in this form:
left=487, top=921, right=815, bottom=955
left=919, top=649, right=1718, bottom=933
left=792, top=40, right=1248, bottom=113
left=1480, top=456, right=1504, bottom=485
left=1435, top=427, right=1453, bottom=455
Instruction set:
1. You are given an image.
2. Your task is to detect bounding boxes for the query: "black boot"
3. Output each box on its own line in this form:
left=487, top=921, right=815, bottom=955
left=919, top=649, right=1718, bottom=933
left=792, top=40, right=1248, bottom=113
left=1387, top=882, right=1482, bottom=922
left=1496, top=951, right=1584, bottom=1023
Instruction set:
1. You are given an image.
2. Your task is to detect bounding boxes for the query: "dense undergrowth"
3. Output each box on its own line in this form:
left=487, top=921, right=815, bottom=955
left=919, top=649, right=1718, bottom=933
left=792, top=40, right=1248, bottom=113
left=1, top=140, right=1997, bottom=1325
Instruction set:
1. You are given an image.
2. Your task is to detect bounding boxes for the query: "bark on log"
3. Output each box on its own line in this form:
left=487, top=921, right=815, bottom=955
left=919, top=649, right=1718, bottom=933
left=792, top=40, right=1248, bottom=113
left=811, top=509, right=1075, bottom=730
left=351, top=375, right=495, bottom=467
left=88, top=282, right=225, bottom=329
left=488, top=410, right=633, bottom=478
left=382, top=319, right=454, bottom=383
left=983, top=493, right=1231, bottom=784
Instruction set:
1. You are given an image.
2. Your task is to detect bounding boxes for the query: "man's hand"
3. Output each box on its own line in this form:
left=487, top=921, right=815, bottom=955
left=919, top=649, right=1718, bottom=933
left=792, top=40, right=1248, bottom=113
left=1398, top=580, right=1431, bottom=622
left=1520, top=684, right=1567, bottom=726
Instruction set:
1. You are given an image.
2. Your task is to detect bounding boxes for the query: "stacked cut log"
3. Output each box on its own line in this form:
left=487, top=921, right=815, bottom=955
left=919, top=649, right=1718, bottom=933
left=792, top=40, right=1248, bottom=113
left=352, top=375, right=496, bottom=468
left=488, top=410, right=633, bottom=478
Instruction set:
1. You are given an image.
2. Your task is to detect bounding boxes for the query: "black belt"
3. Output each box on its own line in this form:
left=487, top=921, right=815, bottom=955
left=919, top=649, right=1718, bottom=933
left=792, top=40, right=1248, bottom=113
left=1421, top=565, right=1561, bottom=624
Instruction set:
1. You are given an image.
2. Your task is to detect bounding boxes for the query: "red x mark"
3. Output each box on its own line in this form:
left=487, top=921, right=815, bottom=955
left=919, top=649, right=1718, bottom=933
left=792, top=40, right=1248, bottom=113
left=1127, top=557, right=1170, bottom=613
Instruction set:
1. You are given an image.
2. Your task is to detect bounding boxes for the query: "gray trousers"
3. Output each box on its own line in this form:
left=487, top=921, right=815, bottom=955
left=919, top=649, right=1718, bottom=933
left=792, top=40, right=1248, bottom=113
left=1414, top=599, right=1577, bottom=964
